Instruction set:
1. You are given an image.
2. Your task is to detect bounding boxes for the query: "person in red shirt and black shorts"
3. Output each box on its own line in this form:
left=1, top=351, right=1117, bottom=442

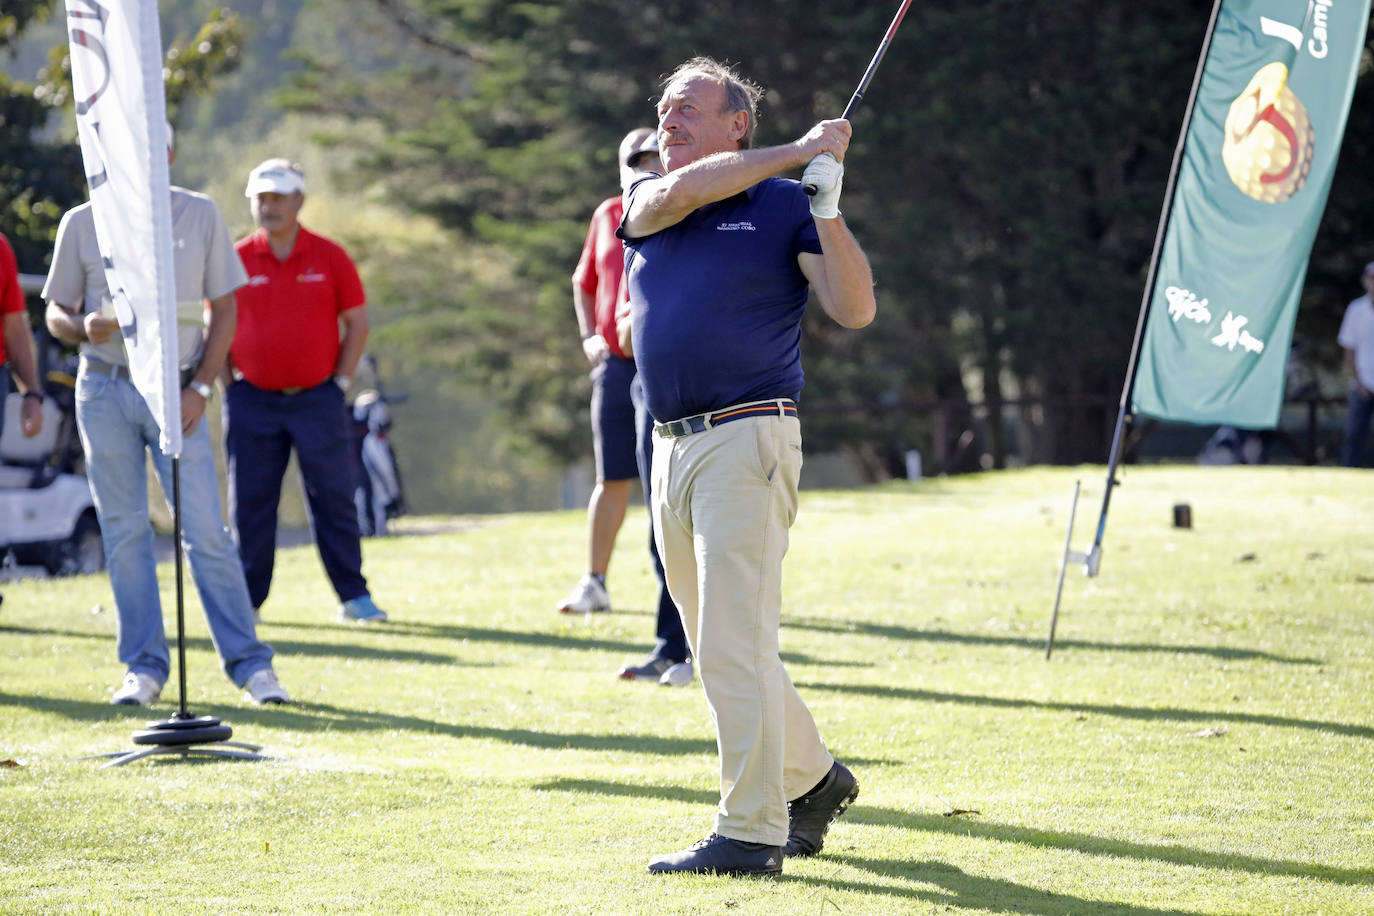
left=225, top=159, right=388, bottom=624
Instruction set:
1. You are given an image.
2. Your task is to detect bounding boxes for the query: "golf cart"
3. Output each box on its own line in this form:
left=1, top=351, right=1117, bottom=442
left=0, top=337, right=103, bottom=577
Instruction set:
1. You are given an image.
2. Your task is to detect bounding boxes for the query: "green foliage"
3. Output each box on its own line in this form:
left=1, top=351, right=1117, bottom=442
left=2, top=467, right=1373, bottom=913
left=0, top=0, right=81, bottom=279
left=263, top=3, right=1139, bottom=466
left=0, top=4, right=245, bottom=285
left=275, top=2, right=1374, bottom=473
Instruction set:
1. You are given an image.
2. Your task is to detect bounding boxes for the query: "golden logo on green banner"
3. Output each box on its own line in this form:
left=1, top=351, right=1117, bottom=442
left=1222, top=62, right=1314, bottom=204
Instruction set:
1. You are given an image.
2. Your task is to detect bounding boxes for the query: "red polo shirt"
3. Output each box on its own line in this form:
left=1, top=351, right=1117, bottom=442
left=571, top=196, right=629, bottom=359
left=233, top=226, right=365, bottom=391
left=0, top=234, right=25, bottom=367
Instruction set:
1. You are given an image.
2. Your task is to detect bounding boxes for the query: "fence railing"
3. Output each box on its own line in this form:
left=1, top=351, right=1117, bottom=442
left=803, top=392, right=1351, bottom=473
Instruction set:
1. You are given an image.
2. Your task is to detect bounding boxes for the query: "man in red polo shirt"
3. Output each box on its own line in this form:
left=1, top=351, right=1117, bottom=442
left=0, top=232, right=44, bottom=442
left=225, top=159, right=388, bottom=624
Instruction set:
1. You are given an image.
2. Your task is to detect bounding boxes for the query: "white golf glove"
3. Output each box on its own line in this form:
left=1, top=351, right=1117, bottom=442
left=802, top=152, right=844, bottom=219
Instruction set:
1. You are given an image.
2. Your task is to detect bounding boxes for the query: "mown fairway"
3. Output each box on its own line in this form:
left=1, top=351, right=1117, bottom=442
left=1, top=465, right=1371, bottom=915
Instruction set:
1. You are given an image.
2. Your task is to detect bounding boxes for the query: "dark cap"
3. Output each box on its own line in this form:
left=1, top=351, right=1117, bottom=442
left=625, top=133, right=660, bottom=167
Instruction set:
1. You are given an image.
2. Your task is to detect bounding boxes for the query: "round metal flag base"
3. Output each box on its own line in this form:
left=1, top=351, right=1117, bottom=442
left=133, top=714, right=233, bottom=746
left=81, top=712, right=267, bottom=768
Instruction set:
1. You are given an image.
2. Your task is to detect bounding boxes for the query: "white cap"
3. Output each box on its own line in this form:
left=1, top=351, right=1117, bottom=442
left=244, top=159, right=305, bottom=197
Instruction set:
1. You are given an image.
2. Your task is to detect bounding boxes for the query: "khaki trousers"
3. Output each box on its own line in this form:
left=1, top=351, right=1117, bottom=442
left=650, top=412, right=834, bottom=844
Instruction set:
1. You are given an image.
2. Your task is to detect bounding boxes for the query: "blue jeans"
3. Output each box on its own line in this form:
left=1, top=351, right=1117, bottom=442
left=223, top=379, right=368, bottom=608
left=1342, top=387, right=1374, bottom=468
left=75, top=367, right=274, bottom=687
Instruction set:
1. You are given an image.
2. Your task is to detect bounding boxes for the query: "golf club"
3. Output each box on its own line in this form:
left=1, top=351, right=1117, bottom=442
left=804, top=0, right=914, bottom=195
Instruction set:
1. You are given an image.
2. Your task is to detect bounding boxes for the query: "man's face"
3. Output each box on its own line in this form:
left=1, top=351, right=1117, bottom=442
left=251, top=191, right=303, bottom=235
left=656, top=74, right=744, bottom=172
left=1364, top=271, right=1374, bottom=296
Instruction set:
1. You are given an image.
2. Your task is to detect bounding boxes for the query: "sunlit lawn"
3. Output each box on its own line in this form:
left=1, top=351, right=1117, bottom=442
left=1, top=465, right=1371, bottom=914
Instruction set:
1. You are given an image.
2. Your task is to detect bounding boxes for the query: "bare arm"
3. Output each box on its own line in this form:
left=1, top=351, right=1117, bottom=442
left=798, top=217, right=876, bottom=329
left=3, top=311, right=43, bottom=437
left=574, top=284, right=608, bottom=364
left=335, top=305, right=370, bottom=380
left=179, top=292, right=237, bottom=434
left=196, top=293, right=236, bottom=385
left=623, top=120, right=852, bottom=238
left=46, top=299, right=119, bottom=346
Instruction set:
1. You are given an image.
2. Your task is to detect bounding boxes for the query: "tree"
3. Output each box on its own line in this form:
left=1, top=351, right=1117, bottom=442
left=282, top=0, right=1374, bottom=472
left=1, top=3, right=245, bottom=285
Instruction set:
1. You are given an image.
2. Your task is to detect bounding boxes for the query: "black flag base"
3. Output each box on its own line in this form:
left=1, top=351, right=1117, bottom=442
left=80, top=712, right=266, bottom=769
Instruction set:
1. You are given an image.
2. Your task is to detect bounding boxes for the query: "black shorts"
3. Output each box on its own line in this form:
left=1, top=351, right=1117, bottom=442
left=590, top=355, right=638, bottom=481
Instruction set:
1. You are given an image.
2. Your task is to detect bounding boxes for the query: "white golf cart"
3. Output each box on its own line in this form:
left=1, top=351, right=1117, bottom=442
left=0, top=388, right=104, bottom=577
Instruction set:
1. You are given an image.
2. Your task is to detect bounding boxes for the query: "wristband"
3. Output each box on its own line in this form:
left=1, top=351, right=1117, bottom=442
left=22, top=391, right=43, bottom=401
left=189, top=380, right=213, bottom=400
left=334, top=375, right=352, bottom=392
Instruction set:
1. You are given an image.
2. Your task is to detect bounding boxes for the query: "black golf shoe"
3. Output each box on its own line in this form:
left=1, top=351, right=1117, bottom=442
left=783, top=760, right=859, bottom=857
left=646, top=833, right=783, bottom=877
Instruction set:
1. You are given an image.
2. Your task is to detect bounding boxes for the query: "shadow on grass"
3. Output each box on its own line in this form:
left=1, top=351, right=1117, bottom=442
left=194, top=700, right=724, bottom=757
left=0, top=624, right=108, bottom=642
left=535, top=777, right=1372, bottom=888
left=262, top=619, right=870, bottom=668
left=795, top=681, right=1374, bottom=740
left=814, top=855, right=1223, bottom=916
left=0, top=691, right=721, bottom=756
left=262, top=619, right=646, bottom=655
left=9, top=694, right=901, bottom=768
left=783, top=617, right=1321, bottom=666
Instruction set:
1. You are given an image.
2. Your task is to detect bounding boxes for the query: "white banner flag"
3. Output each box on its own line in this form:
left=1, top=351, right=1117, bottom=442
left=65, top=0, right=181, bottom=455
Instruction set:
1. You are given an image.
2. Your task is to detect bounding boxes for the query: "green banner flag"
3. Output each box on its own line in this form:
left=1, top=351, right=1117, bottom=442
left=1133, top=0, right=1370, bottom=427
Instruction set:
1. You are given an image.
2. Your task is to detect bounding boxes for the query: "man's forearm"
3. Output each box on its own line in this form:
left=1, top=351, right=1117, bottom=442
left=45, top=301, right=86, bottom=344
left=335, top=307, right=370, bottom=379
left=196, top=293, right=237, bottom=385
left=627, top=144, right=806, bottom=236
left=812, top=218, right=876, bottom=329
left=573, top=285, right=596, bottom=339
left=2, top=314, right=41, bottom=392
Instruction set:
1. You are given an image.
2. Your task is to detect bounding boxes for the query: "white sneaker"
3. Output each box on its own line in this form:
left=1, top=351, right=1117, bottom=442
left=243, top=667, right=290, bottom=705
left=556, top=574, right=611, bottom=614
left=111, top=671, right=162, bottom=706
left=659, top=659, right=694, bottom=687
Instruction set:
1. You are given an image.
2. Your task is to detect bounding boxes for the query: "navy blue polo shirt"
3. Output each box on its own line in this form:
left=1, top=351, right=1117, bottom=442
left=619, top=177, right=823, bottom=423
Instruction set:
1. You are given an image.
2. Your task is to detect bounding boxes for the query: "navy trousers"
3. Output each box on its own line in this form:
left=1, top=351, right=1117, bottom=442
left=224, top=379, right=368, bottom=608
left=632, top=376, right=689, bottom=663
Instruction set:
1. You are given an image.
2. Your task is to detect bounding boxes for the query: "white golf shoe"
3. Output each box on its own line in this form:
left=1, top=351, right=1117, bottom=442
left=111, top=671, right=162, bottom=706
left=243, top=667, right=290, bottom=705
left=556, top=574, right=611, bottom=614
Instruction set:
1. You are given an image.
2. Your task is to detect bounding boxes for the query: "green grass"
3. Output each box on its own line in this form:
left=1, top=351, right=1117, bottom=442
left=2, top=465, right=1372, bottom=915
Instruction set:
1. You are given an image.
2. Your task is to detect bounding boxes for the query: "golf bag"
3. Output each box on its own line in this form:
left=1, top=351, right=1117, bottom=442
left=350, top=375, right=407, bottom=536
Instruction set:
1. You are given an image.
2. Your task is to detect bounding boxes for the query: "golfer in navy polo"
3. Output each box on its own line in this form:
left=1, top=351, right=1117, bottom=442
left=620, top=57, right=876, bottom=877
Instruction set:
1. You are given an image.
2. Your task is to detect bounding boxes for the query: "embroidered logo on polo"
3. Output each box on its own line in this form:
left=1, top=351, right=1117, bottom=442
left=298, top=271, right=327, bottom=283
left=716, top=221, right=756, bottom=231
left=247, top=275, right=270, bottom=287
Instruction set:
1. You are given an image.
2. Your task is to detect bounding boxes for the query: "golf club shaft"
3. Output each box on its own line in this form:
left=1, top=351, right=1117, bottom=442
left=804, top=0, right=914, bottom=195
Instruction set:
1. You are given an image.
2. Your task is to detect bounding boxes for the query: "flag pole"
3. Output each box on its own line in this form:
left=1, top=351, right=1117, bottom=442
left=172, top=458, right=190, bottom=719
left=1046, top=0, right=1225, bottom=654
left=1087, top=0, right=1225, bottom=575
